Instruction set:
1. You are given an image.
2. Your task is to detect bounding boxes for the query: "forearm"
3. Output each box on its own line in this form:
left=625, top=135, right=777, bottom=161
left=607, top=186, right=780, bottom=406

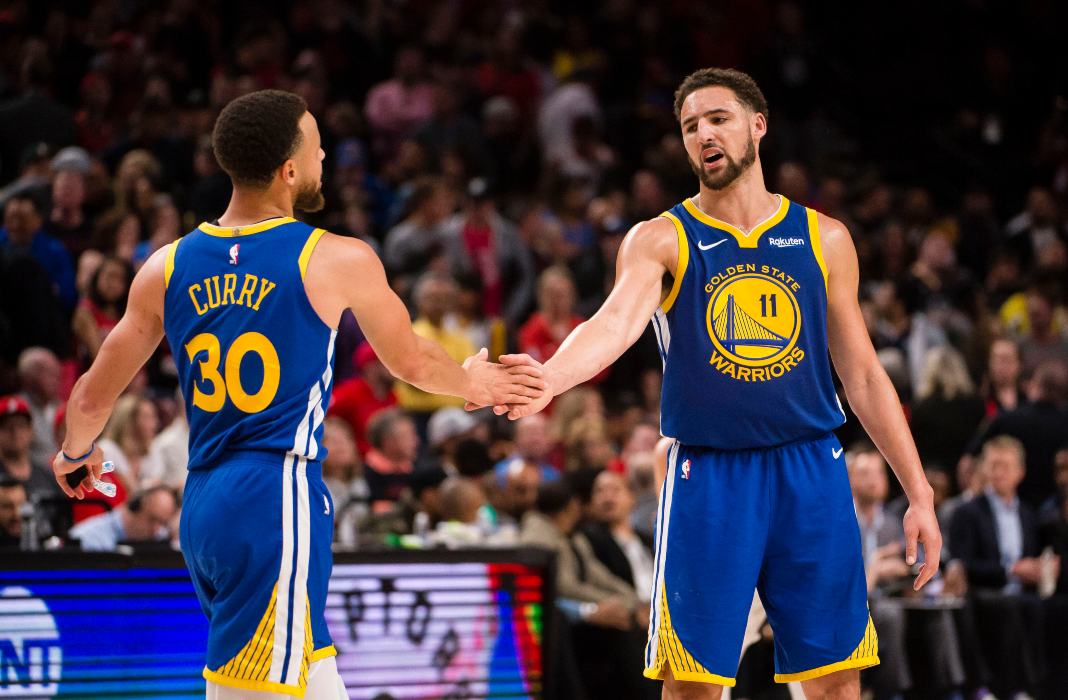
left=543, top=314, right=631, bottom=397
left=398, top=336, right=471, bottom=400
left=845, top=364, right=933, bottom=505
left=63, top=372, right=119, bottom=456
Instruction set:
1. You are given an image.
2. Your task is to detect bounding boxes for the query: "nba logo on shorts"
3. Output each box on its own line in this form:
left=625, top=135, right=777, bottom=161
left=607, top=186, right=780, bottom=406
left=681, top=459, right=691, bottom=480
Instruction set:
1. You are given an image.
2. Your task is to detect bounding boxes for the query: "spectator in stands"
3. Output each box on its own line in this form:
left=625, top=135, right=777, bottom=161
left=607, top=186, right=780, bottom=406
left=980, top=338, right=1024, bottom=418
left=328, top=342, right=399, bottom=457
left=0, top=476, right=27, bottom=548
left=0, top=395, right=57, bottom=499
left=393, top=272, right=474, bottom=418
left=950, top=436, right=1050, bottom=698
left=438, top=476, right=487, bottom=526
left=321, top=417, right=370, bottom=546
left=519, top=266, right=586, bottom=364
left=973, top=360, right=1068, bottom=506
left=46, top=147, right=94, bottom=259
left=426, top=407, right=486, bottom=472
left=1040, top=446, right=1068, bottom=522
left=583, top=470, right=654, bottom=604
left=71, top=255, right=131, bottom=367
left=99, top=394, right=163, bottom=491
left=364, top=45, right=436, bottom=160
left=16, top=346, right=62, bottom=467
left=849, top=444, right=966, bottom=698
left=364, top=408, right=418, bottom=505
left=494, top=415, right=561, bottom=486
left=499, top=460, right=542, bottom=525
left=0, top=192, right=76, bottom=308
left=1017, top=281, right=1068, bottom=375
left=382, top=176, right=453, bottom=296
left=148, top=390, right=188, bottom=489
left=68, top=485, right=178, bottom=551
left=911, top=345, right=986, bottom=472
left=443, top=178, right=535, bottom=329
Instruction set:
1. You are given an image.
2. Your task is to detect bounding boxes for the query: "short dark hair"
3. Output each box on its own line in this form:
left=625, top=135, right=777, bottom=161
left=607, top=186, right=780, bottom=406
left=212, top=90, right=308, bottom=188
left=674, top=68, right=769, bottom=121
left=535, top=481, right=576, bottom=516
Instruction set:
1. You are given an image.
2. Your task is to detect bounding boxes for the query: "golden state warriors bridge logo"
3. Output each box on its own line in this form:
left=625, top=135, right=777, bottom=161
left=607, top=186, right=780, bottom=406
left=704, top=263, right=805, bottom=382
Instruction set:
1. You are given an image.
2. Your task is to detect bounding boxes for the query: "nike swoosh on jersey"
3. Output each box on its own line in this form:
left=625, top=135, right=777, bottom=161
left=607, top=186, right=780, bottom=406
left=832, top=447, right=844, bottom=459
left=697, top=239, right=727, bottom=250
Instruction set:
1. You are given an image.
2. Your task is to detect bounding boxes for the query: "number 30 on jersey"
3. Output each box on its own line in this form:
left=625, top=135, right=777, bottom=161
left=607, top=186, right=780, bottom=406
left=185, top=332, right=280, bottom=413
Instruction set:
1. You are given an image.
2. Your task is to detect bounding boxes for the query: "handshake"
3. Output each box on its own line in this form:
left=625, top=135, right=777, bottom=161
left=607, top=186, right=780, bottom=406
left=461, top=349, right=554, bottom=420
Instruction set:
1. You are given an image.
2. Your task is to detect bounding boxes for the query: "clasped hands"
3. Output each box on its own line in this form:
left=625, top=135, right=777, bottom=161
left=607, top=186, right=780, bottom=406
left=462, top=351, right=552, bottom=419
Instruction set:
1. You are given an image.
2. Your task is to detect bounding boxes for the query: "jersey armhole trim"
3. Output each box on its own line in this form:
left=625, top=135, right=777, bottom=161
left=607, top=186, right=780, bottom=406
left=163, top=238, right=181, bottom=289
left=659, top=212, right=689, bottom=314
left=298, top=228, right=326, bottom=281
left=806, top=208, right=829, bottom=292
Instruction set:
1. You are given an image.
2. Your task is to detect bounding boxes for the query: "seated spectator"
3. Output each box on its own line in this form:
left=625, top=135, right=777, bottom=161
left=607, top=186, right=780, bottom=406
left=498, top=460, right=542, bottom=526
left=45, top=147, right=93, bottom=259
left=364, top=408, right=418, bottom=506
left=148, top=390, right=188, bottom=490
left=972, top=360, right=1068, bottom=506
left=583, top=470, right=654, bottom=604
left=382, top=176, right=453, bottom=296
left=99, top=394, right=164, bottom=491
left=438, top=476, right=486, bottom=526
left=426, top=407, right=486, bottom=472
left=328, top=342, right=399, bottom=457
left=0, top=476, right=27, bottom=549
left=0, top=395, right=57, bottom=499
left=321, top=418, right=370, bottom=546
left=16, top=346, right=62, bottom=467
left=68, top=485, right=178, bottom=551
left=1039, top=446, right=1068, bottom=522
left=393, top=272, right=474, bottom=416
left=494, top=414, right=561, bottom=486
left=950, top=436, right=1051, bottom=698
left=849, top=444, right=965, bottom=698
left=910, top=345, right=986, bottom=472
left=1016, top=280, right=1068, bottom=375
left=71, top=255, right=131, bottom=368
left=0, top=192, right=76, bottom=308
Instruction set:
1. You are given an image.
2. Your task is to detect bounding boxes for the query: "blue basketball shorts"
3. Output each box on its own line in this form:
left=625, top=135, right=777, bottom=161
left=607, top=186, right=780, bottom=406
left=644, top=433, right=878, bottom=686
left=180, top=450, right=336, bottom=698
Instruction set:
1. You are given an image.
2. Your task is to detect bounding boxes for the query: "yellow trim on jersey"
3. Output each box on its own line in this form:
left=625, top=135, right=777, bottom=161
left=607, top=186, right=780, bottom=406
left=298, top=228, right=327, bottom=281
left=163, top=239, right=181, bottom=289
left=198, top=216, right=297, bottom=237
left=310, top=645, right=337, bottom=662
left=682, top=195, right=790, bottom=249
left=774, top=615, right=879, bottom=683
left=807, top=208, right=829, bottom=291
left=202, top=669, right=307, bottom=698
left=643, top=586, right=736, bottom=687
left=659, top=212, right=690, bottom=314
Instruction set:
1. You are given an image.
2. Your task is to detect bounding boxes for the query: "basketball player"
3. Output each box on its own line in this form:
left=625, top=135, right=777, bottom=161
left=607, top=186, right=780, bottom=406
left=489, top=69, right=942, bottom=699
left=52, top=90, right=545, bottom=699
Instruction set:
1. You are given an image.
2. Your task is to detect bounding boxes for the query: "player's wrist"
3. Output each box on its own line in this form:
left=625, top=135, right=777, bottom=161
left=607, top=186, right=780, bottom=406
left=60, top=441, right=96, bottom=463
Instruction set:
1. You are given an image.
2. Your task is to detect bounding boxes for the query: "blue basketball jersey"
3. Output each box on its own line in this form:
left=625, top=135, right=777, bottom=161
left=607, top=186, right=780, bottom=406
left=163, top=217, right=337, bottom=470
left=651, top=196, right=844, bottom=449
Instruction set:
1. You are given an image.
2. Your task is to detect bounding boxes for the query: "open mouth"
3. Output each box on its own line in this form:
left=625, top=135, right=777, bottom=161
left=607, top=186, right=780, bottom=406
left=701, top=147, right=725, bottom=168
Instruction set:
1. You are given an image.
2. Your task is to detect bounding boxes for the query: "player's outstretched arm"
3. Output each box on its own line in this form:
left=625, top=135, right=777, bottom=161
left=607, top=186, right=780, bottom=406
left=53, top=246, right=168, bottom=498
left=822, top=213, right=941, bottom=590
left=307, top=234, right=546, bottom=408
left=495, top=217, right=677, bottom=419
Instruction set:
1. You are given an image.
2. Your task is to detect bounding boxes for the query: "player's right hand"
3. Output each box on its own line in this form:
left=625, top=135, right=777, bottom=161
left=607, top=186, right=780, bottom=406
left=492, top=353, right=554, bottom=420
left=461, top=348, right=549, bottom=411
left=52, top=444, right=105, bottom=500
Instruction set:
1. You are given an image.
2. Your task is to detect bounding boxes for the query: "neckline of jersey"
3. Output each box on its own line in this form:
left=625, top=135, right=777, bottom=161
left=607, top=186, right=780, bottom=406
left=683, top=194, right=790, bottom=248
left=198, top=216, right=297, bottom=237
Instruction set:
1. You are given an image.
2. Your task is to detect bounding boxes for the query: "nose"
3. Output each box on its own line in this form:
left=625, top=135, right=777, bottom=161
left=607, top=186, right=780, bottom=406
left=696, top=117, right=718, bottom=143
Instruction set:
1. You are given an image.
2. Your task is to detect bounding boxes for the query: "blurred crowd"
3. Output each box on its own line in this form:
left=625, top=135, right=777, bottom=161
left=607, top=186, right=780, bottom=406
left=2, top=1, right=1068, bottom=698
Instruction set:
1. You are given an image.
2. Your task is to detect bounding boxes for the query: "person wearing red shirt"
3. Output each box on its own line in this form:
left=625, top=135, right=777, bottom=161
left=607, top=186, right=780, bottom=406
left=327, top=342, right=398, bottom=456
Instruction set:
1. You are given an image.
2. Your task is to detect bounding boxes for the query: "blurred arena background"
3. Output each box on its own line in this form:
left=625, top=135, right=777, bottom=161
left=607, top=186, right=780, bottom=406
left=1, top=1, right=1068, bottom=698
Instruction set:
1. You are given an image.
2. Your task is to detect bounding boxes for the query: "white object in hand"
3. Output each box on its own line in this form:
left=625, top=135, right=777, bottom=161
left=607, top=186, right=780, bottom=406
left=91, top=479, right=117, bottom=498
left=100, top=461, right=115, bottom=474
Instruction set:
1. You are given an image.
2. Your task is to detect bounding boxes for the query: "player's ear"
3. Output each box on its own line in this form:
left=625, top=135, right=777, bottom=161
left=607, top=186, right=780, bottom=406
left=752, top=111, right=768, bottom=139
left=280, top=159, right=298, bottom=187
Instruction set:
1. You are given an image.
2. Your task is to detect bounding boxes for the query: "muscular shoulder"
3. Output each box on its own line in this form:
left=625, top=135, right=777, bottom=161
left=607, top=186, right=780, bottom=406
left=308, top=231, right=382, bottom=278
left=813, top=211, right=858, bottom=279
left=620, top=215, right=679, bottom=272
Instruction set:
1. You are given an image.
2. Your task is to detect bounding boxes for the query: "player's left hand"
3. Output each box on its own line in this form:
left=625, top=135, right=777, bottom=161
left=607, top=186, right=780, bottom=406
left=902, top=503, right=942, bottom=591
left=461, top=348, right=548, bottom=410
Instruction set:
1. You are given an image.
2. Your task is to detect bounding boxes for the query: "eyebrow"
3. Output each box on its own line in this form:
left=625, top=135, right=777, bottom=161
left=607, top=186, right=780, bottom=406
left=682, top=108, right=731, bottom=128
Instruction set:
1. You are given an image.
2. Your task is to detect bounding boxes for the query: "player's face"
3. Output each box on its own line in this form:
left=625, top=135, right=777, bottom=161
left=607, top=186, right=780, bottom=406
left=293, top=111, right=325, bottom=213
left=679, top=87, right=764, bottom=191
